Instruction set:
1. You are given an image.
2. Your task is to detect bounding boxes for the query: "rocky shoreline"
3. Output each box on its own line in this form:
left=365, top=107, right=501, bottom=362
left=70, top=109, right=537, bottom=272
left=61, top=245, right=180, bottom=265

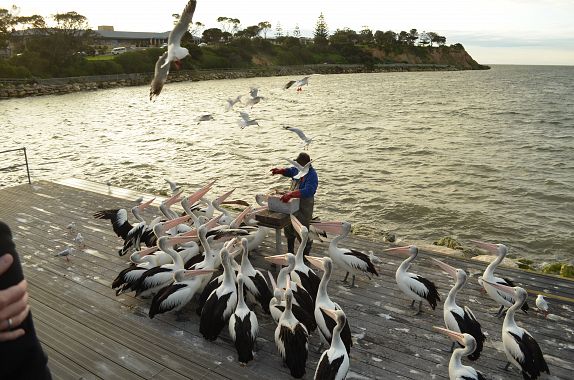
left=0, top=63, right=471, bottom=99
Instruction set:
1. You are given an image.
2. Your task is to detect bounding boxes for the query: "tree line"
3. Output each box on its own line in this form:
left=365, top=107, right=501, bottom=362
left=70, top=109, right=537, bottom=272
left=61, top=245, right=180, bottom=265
left=1, top=5, right=461, bottom=79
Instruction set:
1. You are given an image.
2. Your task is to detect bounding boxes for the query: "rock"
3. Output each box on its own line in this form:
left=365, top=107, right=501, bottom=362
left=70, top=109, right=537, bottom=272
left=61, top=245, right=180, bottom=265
left=433, top=236, right=463, bottom=250
left=471, top=255, right=519, bottom=269
left=559, top=264, right=574, bottom=278
left=542, top=262, right=563, bottom=275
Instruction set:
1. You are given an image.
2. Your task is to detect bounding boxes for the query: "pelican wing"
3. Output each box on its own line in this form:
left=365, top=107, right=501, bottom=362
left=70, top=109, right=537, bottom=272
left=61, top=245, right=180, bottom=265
left=150, top=52, right=170, bottom=101
left=169, top=0, right=197, bottom=46
left=343, top=248, right=378, bottom=276
left=508, top=331, right=549, bottom=377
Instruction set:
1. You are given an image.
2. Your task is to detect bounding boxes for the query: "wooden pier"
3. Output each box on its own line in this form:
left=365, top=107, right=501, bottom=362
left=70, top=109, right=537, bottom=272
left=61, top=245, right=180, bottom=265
left=0, top=179, right=572, bottom=379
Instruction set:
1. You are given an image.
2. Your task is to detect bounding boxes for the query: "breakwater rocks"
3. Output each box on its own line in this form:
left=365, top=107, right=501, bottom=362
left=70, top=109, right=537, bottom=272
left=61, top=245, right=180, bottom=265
left=0, top=63, right=470, bottom=100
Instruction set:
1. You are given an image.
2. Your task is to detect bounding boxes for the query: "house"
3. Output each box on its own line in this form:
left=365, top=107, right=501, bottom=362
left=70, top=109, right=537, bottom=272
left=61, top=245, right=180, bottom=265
left=94, top=26, right=170, bottom=49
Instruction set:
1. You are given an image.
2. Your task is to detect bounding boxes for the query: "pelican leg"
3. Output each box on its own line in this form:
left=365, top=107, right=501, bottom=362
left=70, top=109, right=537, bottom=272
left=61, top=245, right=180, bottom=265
left=410, top=300, right=416, bottom=309
left=493, top=305, right=505, bottom=317
left=444, top=341, right=455, bottom=353
left=342, top=272, right=350, bottom=283
left=412, top=301, right=422, bottom=316
left=503, top=362, right=511, bottom=371
left=350, top=275, right=356, bottom=288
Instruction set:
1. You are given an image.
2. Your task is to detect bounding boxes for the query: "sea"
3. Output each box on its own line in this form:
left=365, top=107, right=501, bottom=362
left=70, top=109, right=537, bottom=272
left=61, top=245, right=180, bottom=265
left=1, top=65, right=573, bottom=265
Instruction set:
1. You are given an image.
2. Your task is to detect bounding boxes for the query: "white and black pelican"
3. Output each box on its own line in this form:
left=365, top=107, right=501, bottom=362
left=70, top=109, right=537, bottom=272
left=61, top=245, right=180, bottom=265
left=275, top=283, right=309, bottom=379
left=112, top=246, right=160, bottom=295
left=306, top=256, right=352, bottom=354
left=268, top=273, right=317, bottom=334
left=535, top=295, right=549, bottom=318
left=290, top=215, right=321, bottom=301
left=212, top=188, right=236, bottom=225
left=484, top=281, right=549, bottom=379
left=311, top=221, right=378, bottom=287
left=265, top=253, right=315, bottom=323
left=159, top=189, right=184, bottom=220
left=384, top=245, right=440, bottom=315
left=148, top=267, right=216, bottom=320
left=200, top=243, right=238, bottom=341
left=472, top=240, right=529, bottom=317
left=238, top=238, right=272, bottom=314
left=433, top=327, right=487, bottom=380
left=133, top=233, right=195, bottom=298
left=314, top=309, right=350, bottom=380
left=229, top=273, right=258, bottom=366
left=433, top=258, right=485, bottom=360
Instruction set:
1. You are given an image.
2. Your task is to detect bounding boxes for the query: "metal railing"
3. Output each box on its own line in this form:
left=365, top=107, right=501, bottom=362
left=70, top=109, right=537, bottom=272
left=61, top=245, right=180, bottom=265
left=0, top=147, right=31, bottom=184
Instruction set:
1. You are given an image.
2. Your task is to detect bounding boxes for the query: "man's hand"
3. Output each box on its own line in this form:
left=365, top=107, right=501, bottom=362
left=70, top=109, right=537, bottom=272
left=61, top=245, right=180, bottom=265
left=280, top=190, right=301, bottom=203
left=270, top=168, right=286, bottom=175
left=0, top=254, right=29, bottom=342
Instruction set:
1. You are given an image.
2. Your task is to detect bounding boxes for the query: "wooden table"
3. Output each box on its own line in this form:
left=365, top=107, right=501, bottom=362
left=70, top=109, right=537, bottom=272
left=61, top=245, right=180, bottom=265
left=254, top=209, right=292, bottom=255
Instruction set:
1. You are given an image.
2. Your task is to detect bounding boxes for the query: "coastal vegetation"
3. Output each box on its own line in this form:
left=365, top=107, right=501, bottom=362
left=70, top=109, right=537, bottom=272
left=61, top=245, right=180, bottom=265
left=0, top=6, right=487, bottom=79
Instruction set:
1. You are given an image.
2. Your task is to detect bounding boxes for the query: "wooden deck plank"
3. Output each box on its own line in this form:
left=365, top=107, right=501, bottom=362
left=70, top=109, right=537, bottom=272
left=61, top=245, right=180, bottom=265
left=0, top=180, right=572, bottom=380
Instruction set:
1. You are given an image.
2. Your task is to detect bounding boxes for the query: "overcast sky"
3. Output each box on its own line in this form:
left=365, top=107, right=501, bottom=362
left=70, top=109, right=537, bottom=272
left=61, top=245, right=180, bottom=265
left=2, top=0, right=573, bottom=65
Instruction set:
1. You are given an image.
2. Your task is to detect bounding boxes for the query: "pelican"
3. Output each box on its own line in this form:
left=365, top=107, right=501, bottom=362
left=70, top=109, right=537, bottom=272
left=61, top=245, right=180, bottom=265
left=434, top=327, right=487, bottom=380
left=311, top=221, right=379, bottom=287
left=289, top=215, right=321, bottom=301
left=229, top=273, right=258, bottom=366
left=284, top=126, right=313, bottom=149
left=159, top=189, right=184, bottom=220
left=238, top=238, right=272, bottom=314
left=133, top=234, right=195, bottom=298
left=384, top=245, right=440, bottom=315
left=484, top=281, right=549, bottom=379
left=536, top=295, right=549, bottom=317
left=148, top=267, right=216, bottom=320
left=472, top=240, right=529, bottom=317
left=265, top=253, right=315, bottom=322
left=433, top=258, right=485, bottom=360
left=284, top=76, right=310, bottom=91
left=200, top=243, right=238, bottom=341
left=268, top=273, right=317, bottom=334
left=212, top=188, right=236, bottom=225
left=275, top=283, right=309, bottom=379
left=238, top=111, right=259, bottom=129
left=314, top=309, right=350, bottom=380
left=307, top=256, right=352, bottom=354
left=112, top=246, right=160, bottom=295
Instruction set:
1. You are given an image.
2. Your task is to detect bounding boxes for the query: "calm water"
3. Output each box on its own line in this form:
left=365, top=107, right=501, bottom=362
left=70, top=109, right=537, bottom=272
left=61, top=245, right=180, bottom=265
left=1, top=65, right=573, bottom=264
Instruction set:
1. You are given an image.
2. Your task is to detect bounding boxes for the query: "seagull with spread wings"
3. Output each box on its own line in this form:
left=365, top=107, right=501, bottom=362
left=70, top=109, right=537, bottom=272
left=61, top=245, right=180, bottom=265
left=284, top=76, right=310, bottom=91
left=237, top=112, right=259, bottom=129
left=284, top=126, right=313, bottom=149
left=149, top=0, right=197, bottom=100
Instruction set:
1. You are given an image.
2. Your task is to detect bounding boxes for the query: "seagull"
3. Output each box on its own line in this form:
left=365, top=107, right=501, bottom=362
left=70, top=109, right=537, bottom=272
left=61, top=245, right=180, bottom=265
left=149, top=52, right=169, bottom=101
left=66, top=222, right=76, bottom=235
left=536, top=295, right=549, bottom=317
left=165, top=179, right=181, bottom=194
left=196, top=114, right=214, bottom=124
left=249, top=87, right=259, bottom=97
left=238, top=112, right=259, bottom=129
left=161, top=0, right=197, bottom=69
left=244, top=95, right=264, bottom=108
left=55, top=247, right=75, bottom=262
left=284, top=76, right=310, bottom=91
left=284, top=126, right=313, bottom=149
left=73, top=233, right=86, bottom=249
left=284, top=157, right=318, bottom=180
left=225, top=95, right=243, bottom=112
left=133, top=196, right=144, bottom=204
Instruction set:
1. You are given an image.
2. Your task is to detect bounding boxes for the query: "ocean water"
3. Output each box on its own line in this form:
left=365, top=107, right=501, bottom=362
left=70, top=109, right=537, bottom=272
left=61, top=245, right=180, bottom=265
left=1, top=65, right=573, bottom=264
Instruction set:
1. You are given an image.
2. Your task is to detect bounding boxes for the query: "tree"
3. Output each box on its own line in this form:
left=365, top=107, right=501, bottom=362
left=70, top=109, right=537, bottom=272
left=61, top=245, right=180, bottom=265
left=0, top=6, right=17, bottom=48
left=398, top=31, right=409, bottom=45
left=374, top=30, right=397, bottom=47
left=330, top=28, right=359, bottom=46
left=189, top=21, right=204, bottom=41
left=293, top=24, right=301, bottom=38
left=359, top=26, right=373, bottom=45
left=236, top=25, right=260, bottom=39
left=257, top=21, right=271, bottom=39
left=407, top=28, right=418, bottom=45
left=313, top=13, right=329, bottom=46
left=202, top=27, right=223, bottom=44
left=217, top=17, right=240, bottom=35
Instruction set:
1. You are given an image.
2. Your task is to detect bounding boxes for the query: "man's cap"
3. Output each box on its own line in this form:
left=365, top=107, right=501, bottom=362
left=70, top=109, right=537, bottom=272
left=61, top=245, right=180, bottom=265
left=295, top=152, right=310, bottom=166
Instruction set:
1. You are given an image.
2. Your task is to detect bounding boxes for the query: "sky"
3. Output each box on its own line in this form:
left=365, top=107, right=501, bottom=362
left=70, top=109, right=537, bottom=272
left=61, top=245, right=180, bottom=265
left=2, top=0, right=573, bottom=65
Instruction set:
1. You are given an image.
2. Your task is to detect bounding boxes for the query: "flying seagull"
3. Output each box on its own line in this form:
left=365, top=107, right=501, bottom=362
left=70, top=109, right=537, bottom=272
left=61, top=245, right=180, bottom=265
left=284, top=76, right=310, bottom=91
left=283, top=157, right=319, bottom=180
left=237, top=112, right=259, bottom=129
left=149, top=0, right=197, bottom=100
left=161, top=0, right=197, bottom=69
left=165, top=178, right=181, bottom=194
left=283, top=126, right=313, bottom=149
left=225, top=95, right=243, bottom=112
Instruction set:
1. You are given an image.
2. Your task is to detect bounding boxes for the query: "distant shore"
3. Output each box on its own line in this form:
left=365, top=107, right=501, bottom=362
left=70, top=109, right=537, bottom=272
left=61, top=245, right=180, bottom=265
left=0, top=63, right=485, bottom=100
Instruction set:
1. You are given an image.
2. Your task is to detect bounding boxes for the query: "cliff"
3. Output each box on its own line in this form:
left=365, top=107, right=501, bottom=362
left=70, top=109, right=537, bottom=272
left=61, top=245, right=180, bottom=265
left=370, top=45, right=488, bottom=70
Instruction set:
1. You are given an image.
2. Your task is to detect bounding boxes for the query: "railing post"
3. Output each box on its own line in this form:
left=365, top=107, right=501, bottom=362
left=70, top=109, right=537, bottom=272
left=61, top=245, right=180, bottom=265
left=23, top=147, right=31, bottom=185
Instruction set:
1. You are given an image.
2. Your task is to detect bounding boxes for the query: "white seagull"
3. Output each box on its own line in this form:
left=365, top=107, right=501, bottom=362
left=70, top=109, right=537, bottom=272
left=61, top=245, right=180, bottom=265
left=284, top=76, right=310, bottom=91
left=535, top=295, right=549, bottom=317
left=149, top=52, right=170, bottom=101
left=238, top=112, right=259, bottom=129
left=284, top=157, right=316, bottom=180
left=165, top=178, right=181, bottom=194
left=73, top=233, right=86, bottom=249
left=225, top=95, right=243, bottom=112
left=55, top=247, right=76, bottom=262
left=284, top=126, right=313, bottom=149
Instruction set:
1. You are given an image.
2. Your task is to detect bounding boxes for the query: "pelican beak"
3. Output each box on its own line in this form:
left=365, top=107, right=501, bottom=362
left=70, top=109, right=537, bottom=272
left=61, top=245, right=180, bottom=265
left=433, top=326, right=466, bottom=345
left=232, top=206, right=252, bottom=226
left=290, top=214, right=304, bottom=235
left=268, top=271, right=277, bottom=290
left=310, top=221, right=343, bottom=235
left=138, top=197, right=156, bottom=210
left=131, top=246, right=159, bottom=261
left=179, top=228, right=198, bottom=238
left=483, top=279, right=516, bottom=296
left=306, top=256, right=325, bottom=270
left=214, top=188, right=236, bottom=205
left=321, top=307, right=338, bottom=320
left=204, top=215, right=221, bottom=230
left=167, top=234, right=197, bottom=245
left=181, top=268, right=217, bottom=279
left=470, top=240, right=499, bottom=254
left=432, top=258, right=458, bottom=278
left=185, top=182, right=214, bottom=206
left=384, top=246, right=412, bottom=255
left=162, top=214, right=192, bottom=230
left=224, top=236, right=239, bottom=250
left=164, top=189, right=184, bottom=207
left=265, top=254, right=288, bottom=266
